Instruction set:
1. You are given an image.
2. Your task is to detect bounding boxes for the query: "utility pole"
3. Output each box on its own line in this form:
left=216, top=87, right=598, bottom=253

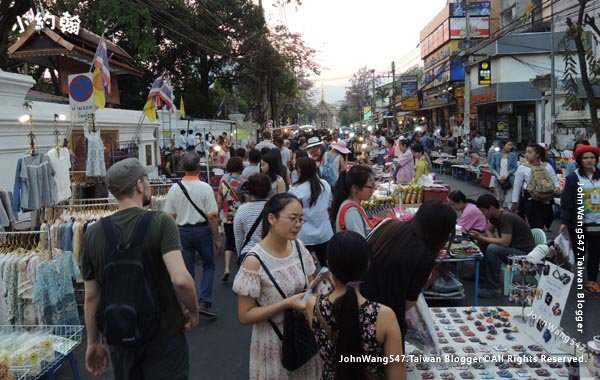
left=549, top=0, right=556, bottom=146
left=371, top=69, right=376, bottom=127
left=463, top=0, right=471, bottom=143
left=392, top=61, right=396, bottom=133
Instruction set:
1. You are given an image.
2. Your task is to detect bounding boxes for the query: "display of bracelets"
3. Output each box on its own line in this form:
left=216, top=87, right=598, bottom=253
left=406, top=307, right=581, bottom=379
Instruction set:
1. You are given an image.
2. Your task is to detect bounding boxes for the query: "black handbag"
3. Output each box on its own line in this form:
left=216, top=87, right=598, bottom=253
left=246, top=241, right=318, bottom=371
left=498, top=175, right=512, bottom=190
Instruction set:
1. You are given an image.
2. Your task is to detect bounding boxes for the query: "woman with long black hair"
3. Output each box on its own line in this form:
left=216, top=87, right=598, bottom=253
left=289, top=157, right=334, bottom=267
left=511, top=143, right=560, bottom=229
left=261, top=150, right=286, bottom=197
left=362, top=201, right=456, bottom=344
left=307, top=231, right=406, bottom=380
left=330, top=165, right=375, bottom=238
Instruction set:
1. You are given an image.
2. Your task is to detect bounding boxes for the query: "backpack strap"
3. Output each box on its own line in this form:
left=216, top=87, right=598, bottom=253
left=339, top=202, right=373, bottom=231
left=100, top=211, right=156, bottom=259
left=131, top=211, right=157, bottom=247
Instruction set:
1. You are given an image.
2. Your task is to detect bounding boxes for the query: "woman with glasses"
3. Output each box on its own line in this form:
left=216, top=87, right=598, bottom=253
left=330, top=165, right=375, bottom=238
left=289, top=157, right=334, bottom=267
left=362, top=201, right=456, bottom=346
left=233, top=193, right=321, bottom=379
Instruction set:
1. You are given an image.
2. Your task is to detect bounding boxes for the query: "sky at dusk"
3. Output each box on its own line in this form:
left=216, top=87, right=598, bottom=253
left=260, top=0, right=448, bottom=103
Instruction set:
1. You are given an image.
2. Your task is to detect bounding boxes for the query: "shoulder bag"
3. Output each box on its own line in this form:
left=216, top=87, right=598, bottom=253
left=246, top=240, right=318, bottom=371
left=177, top=181, right=209, bottom=222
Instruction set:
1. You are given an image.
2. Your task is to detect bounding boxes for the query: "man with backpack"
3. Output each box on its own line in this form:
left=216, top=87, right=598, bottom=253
left=81, top=158, right=199, bottom=379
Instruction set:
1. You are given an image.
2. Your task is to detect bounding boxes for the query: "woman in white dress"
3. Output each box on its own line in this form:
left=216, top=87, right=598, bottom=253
left=233, top=193, right=322, bottom=379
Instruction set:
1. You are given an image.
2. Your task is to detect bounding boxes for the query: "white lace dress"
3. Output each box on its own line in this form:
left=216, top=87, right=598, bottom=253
left=232, top=242, right=322, bottom=379
left=84, top=128, right=106, bottom=177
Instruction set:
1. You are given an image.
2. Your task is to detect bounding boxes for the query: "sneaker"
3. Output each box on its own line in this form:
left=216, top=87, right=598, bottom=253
left=479, top=287, right=501, bottom=299
left=199, top=303, right=217, bottom=317
left=584, top=282, right=600, bottom=299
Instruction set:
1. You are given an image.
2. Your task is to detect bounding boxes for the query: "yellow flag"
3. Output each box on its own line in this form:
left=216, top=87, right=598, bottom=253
left=180, top=97, right=186, bottom=118
left=143, top=98, right=157, bottom=121
left=92, top=67, right=105, bottom=109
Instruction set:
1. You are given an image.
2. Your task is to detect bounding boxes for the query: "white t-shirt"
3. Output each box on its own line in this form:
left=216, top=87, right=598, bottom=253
left=500, top=158, right=509, bottom=177
left=288, top=179, right=333, bottom=245
left=176, top=135, right=187, bottom=148
left=280, top=147, right=291, bottom=168
left=511, top=163, right=560, bottom=203
left=47, top=147, right=72, bottom=202
left=164, top=177, right=218, bottom=225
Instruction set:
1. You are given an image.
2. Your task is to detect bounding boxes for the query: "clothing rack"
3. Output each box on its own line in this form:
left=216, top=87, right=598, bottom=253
left=69, top=197, right=116, bottom=205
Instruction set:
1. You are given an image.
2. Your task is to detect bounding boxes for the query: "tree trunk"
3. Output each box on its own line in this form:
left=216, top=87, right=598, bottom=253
left=572, top=0, right=600, bottom=145
left=0, top=0, right=33, bottom=69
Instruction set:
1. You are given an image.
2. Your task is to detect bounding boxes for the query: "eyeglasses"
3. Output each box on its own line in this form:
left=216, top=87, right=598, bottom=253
left=362, top=185, right=375, bottom=190
left=279, top=215, right=306, bottom=225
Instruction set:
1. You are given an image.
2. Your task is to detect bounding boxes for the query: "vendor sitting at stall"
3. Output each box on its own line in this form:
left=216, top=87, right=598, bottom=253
left=411, top=143, right=430, bottom=184
left=471, top=194, right=536, bottom=298
left=447, top=190, right=487, bottom=233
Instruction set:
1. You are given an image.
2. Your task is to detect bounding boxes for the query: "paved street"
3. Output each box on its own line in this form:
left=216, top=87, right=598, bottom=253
left=57, top=174, right=599, bottom=380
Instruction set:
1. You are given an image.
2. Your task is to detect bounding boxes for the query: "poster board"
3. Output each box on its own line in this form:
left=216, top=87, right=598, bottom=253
left=526, top=262, right=574, bottom=353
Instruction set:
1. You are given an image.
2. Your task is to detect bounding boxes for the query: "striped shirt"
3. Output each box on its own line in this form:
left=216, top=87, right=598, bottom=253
left=234, top=200, right=267, bottom=256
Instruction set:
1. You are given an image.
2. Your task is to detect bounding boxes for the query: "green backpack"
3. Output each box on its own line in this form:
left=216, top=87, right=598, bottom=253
left=526, top=164, right=555, bottom=203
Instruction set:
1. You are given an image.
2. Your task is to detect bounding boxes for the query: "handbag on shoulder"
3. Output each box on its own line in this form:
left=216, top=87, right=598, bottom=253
left=246, top=241, right=318, bottom=371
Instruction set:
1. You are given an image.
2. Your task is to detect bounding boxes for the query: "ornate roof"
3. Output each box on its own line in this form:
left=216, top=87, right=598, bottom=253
left=8, top=21, right=143, bottom=77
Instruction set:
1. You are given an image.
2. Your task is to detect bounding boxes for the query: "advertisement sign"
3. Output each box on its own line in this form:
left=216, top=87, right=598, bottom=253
left=450, top=58, right=465, bottom=81
left=478, top=60, right=492, bottom=85
left=526, top=262, right=574, bottom=354
left=496, top=121, right=509, bottom=138
left=450, top=2, right=491, bottom=17
left=450, top=17, right=490, bottom=38
left=363, top=106, right=372, bottom=121
left=68, top=73, right=95, bottom=123
left=400, top=76, right=418, bottom=98
left=401, top=97, right=419, bottom=111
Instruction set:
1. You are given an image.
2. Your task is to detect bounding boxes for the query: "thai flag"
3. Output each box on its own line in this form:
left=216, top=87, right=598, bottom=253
left=93, top=36, right=111, bottom=93
left=147, top=76, right=175, bottom=113
left=215, top=100, right=225, bottom=117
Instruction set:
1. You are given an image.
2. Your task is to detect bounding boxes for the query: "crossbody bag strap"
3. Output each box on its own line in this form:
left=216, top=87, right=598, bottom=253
left=222, top=178, right=241, bottom=203
left=241, top=210, right=264, bottom=251
left=244, top=252, right=287, bottom=341
left=294, top=240, right=308, bottom=290
left=176, top=181, right=209, bottom=222
left=314, top=296, right=334, bottom=341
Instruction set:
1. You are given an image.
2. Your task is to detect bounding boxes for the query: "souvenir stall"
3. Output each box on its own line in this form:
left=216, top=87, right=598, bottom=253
left=363, top=166, right=598, bottom=379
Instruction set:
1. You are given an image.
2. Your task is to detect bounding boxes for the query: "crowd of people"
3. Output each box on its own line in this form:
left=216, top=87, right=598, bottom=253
left=80, top=126, right=600, bottom=380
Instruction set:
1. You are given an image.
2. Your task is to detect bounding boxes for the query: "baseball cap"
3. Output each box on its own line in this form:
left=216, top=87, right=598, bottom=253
left=105, top=158, right=152, bottom=196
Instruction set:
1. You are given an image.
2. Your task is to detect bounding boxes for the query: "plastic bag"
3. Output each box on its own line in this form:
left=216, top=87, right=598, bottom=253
left=417, top=174, right=434, bottom=186
left=554, top=233, right=575, bottom=266
left=405, top=294, right=440, bottom=356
